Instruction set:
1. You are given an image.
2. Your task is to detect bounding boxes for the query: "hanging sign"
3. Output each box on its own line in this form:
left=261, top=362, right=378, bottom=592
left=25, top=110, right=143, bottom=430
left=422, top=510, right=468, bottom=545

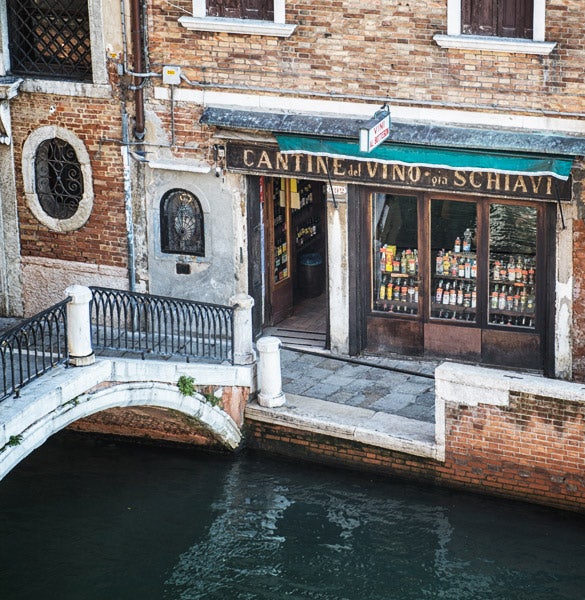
left=359, top=108, right=391, bottom=153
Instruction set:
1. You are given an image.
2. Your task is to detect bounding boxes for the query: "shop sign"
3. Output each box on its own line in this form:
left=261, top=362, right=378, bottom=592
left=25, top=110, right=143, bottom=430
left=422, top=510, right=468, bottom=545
left=226, top=142, right=571, bottom=202
left=359, top=108, right=391, bottom=153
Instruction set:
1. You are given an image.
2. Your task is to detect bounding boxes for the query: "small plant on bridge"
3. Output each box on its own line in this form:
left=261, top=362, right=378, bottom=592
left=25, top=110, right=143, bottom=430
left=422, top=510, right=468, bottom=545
left=177, top=375, right=196, bottom=397
left=177, top=375, right=222, bottom=408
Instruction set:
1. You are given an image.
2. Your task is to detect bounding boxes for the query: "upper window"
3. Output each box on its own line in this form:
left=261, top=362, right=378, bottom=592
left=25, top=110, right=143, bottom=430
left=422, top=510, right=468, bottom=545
left=435, top=0, right=554, bottom=54
left=462, top=0, right=533, bottom=39
left=6, top=0, right=92, bottom=81
left=208, top=0, right=274, bottom=21
left=179, top=0, right=295, bottom=37
left=161, top=189, right=205, bottom=257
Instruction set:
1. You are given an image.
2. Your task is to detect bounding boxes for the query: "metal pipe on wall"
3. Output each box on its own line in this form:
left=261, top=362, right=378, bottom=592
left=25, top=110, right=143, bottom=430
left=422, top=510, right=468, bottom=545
left=130, top=0, right=145, bottom=140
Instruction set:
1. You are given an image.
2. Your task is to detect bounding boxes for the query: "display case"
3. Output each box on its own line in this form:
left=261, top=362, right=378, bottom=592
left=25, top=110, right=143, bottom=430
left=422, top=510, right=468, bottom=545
left=488, top=254, right=536, bottom=328
left=374, top=246, right=419, bottom=315
left=273, top=178, right=289, bottom=283
left=430, top=245, right=477, bottom=322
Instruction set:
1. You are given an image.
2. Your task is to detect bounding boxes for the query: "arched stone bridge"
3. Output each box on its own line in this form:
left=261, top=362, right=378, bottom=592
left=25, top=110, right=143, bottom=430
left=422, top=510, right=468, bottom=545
left=0, top=357, right=255, bottom=480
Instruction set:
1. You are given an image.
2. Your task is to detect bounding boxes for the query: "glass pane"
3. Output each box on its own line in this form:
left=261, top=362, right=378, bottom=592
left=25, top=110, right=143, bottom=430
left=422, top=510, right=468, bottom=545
left=430, top=199, right=478, bottom=322
left=372, top=194, right=419, bottom=315
left=489, top=204, right=537, bottom=328
left=273, top=178, right=289, bottom=283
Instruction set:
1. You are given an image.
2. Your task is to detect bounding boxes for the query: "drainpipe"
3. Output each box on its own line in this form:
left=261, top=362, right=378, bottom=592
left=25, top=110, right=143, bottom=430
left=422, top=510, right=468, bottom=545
left=121, top=109, right=137, bottom=292
left=130, top=0, right=145, bottom=140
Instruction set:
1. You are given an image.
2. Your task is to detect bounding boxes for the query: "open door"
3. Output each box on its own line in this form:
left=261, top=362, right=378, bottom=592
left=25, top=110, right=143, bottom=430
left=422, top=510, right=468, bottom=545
left=266, top=177, right=294, bottom=325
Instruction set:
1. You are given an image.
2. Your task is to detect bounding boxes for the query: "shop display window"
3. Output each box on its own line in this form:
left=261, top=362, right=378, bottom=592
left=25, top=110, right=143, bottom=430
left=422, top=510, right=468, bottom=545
left=372, top=194, right=419, bottom=315
left=488, top=204, right=537, bottom=329
left=431, top=199, right=478, bottom=323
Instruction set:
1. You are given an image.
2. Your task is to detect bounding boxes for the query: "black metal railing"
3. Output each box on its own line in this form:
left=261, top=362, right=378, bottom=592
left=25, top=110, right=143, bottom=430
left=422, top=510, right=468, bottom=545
left=90, top=287, right=235, bottom=364
left=0, top=299, right=69, bottom=402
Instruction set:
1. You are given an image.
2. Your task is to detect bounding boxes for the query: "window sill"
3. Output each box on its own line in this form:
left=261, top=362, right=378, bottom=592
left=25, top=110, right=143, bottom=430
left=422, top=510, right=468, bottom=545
left=178, top=16, right=296, bottom=38
left=434, top=34, right=556, bottom=55
left=20, top=79, right=112, bottom=98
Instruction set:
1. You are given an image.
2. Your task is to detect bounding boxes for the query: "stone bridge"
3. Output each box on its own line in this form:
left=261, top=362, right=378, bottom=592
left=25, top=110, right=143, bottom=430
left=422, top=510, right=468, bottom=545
left=0, top=356, right=255, bottom=480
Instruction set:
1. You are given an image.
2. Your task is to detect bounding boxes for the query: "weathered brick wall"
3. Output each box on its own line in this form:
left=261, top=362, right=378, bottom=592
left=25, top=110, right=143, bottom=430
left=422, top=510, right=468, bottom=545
left=11, top=93, right=128, bottom=268
left=149, top=0, right=585, bottom=114
left=245, top=390, right=585, bottom=512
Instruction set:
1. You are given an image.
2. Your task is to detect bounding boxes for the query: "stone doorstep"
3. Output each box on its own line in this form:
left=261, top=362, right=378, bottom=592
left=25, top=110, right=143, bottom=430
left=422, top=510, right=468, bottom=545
left=245, top=393, right=439, bottom=460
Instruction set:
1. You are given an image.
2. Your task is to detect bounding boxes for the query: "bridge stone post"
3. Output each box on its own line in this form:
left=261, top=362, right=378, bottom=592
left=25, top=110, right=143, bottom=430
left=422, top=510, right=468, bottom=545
left=230, top=293, right=255, bottom=365
left=256, top=336, right=286, bottom=407
left=65, top=285, right=95, bottom=367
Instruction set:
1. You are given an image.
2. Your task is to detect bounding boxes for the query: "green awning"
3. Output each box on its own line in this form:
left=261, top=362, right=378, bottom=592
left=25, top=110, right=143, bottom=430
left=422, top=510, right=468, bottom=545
left=275, top=134, right=574, bottom=180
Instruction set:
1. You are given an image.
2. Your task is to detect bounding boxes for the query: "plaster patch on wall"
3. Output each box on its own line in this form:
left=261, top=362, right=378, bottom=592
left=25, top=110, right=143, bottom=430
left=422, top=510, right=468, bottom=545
left=21, top=256, right=128, bottom=316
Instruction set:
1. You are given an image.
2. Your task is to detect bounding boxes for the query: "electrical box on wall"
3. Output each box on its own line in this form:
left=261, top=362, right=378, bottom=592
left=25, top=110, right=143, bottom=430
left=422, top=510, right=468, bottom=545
left=163, top=66, right=181, bottom=85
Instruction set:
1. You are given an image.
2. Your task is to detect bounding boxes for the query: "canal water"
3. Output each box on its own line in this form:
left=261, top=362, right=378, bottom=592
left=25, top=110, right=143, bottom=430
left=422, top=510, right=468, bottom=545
left=1, top=433, right=585, bottom=600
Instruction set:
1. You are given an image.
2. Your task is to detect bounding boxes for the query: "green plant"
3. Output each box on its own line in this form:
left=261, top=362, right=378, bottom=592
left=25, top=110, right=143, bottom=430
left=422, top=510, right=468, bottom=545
left=7, top=435, right=23, bottom=447
left=177, top=375, right=195, bottom=397
left=203, top=392, right=221, bottom=407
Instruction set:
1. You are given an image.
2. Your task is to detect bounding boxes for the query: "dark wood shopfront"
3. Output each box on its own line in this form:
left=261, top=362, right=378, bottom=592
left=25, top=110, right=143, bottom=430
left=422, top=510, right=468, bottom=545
left=353, top=188, right=557, bottom=373
left=229, top=139, right=569, bottom=372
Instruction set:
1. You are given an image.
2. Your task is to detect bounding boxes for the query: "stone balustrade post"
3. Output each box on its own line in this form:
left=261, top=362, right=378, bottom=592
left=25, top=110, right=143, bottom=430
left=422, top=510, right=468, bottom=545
left=256, top=336, right=286, bottom=407
left=229, top=293, right=255, bottom=365
left=65, top=285, right=95, bottom=367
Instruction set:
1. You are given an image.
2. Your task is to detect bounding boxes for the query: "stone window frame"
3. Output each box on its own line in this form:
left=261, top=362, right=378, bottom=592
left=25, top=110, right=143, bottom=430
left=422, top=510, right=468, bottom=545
left=22, top=126, right=94, bottom=232
left=434, top=0, right=556, bottom=55
left=179, top=0, right=296, bottom=37
left=0, top=0, right=110, bottom=97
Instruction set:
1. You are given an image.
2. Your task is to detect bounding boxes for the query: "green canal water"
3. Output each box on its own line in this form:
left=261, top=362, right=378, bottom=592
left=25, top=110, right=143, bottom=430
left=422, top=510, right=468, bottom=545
left=1, top=432, right=585, bottom=600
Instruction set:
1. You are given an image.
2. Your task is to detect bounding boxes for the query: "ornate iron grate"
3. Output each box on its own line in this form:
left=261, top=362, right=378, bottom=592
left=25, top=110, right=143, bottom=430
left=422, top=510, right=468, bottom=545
left=7, top=0, right=92, bottom=81
left=161, top=189, right=205, bottom=256
left=35, top=138, right=83, bottom=220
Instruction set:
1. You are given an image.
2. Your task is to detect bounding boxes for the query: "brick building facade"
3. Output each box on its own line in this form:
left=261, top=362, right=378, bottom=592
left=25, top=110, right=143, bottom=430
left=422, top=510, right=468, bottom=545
left=1, top=0, right=585, bottom=509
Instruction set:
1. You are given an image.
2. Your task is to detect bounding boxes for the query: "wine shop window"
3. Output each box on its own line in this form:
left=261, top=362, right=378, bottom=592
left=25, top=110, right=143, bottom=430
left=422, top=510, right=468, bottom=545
left=431, top=199, right=478, bottom=323
left=373, top=194, right=419, bottom=316
left=160, top=189, right=205, bottom=257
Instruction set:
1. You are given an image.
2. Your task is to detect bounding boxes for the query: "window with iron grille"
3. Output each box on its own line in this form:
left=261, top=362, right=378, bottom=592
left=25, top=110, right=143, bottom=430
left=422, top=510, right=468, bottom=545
left=35, top=138, right=84, bottom=220
left=207, top=0, right=274, bottom=21
left=6, top=0, right=92, bottom=81
left=161, top=189, right=205, bottom=256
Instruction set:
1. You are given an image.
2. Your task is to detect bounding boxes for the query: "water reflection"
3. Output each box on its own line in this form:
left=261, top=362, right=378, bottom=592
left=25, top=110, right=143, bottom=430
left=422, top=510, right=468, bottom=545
left=1, top=433, right=585, bottom=600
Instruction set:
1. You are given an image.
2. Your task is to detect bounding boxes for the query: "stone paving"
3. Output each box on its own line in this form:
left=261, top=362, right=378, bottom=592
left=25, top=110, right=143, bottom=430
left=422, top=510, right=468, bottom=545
left=280, top=348, right=438, bottom=423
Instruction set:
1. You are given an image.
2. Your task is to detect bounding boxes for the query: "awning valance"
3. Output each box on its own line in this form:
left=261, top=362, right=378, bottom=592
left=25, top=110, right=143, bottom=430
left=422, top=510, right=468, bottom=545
left=275, top=134, right=574, bottom=181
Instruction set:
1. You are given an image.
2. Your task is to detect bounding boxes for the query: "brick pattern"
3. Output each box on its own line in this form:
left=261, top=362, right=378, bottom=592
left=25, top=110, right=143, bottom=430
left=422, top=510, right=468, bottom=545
left=12, top=92, right=128, bottom=268
left=150, top=0, right=585, bottom=114
left=245, top=391, right=585, bottom=512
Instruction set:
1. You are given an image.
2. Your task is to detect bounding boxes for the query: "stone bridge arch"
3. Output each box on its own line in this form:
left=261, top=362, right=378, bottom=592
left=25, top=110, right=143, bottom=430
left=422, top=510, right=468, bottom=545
left=0, top=358, right=253, bottom=481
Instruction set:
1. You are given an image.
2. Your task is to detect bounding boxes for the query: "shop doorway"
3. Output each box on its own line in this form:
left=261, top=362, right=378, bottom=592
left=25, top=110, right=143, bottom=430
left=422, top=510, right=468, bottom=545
left=254, top=176, right=328, bottom=348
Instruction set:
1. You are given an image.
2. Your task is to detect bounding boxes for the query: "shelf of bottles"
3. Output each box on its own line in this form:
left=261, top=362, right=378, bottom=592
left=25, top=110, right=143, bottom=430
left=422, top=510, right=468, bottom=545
left=432, top=229, right=477, bottom=322
left=293, top=181, right=321, bottom=249
left=374, top=245, right=419, bottom=315
left=488, top=254, right=536, bottom=328
left=273, top=178, right=288, bottom=283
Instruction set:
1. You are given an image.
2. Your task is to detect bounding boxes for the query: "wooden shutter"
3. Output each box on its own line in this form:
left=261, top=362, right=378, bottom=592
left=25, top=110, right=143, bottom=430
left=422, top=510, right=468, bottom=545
left=462, top=0, right=497, bottom=36
left=501, top=0, right=533, bottom=38
left=242, top=0, right=274, bottom=20
left=208, top=0, right=242, bottom=18
left=207, top=0, right=273, bottom=20
left=462, top=0, right=533, bottom=38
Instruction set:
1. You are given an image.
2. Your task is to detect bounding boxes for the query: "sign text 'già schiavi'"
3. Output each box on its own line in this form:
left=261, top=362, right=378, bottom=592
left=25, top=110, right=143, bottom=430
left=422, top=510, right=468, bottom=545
left=226, top=142, right=571, bottom=201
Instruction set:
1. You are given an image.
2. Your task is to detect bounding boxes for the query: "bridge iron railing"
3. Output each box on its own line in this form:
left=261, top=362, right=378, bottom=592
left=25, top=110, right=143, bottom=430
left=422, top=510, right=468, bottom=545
left=89, top=287, right=235, bottom=365
left=0, top=299, right=70, bottom=402
left=0, top=288, right=237, bottom=402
